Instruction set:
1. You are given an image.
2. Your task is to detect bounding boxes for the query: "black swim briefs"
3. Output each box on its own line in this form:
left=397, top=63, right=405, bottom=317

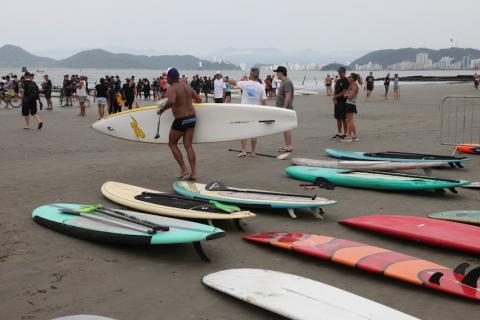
left=171, top=115, right=196, bottom=132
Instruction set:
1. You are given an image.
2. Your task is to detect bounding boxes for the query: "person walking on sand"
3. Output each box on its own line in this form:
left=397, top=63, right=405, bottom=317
left=384, top=73, right=391, bottom=100
left=274, top=66, right=294, bottom=153
left=22, top=72, right=43, bottom=130
left=341, top=73, right=362, bottom=143
left=76, top=76, right=87, bottom=116
left=224, top=76, right=232, bottom=103
left=157, top=68, right=202, bottom=181
left=213, top=72, right=226, bottom=103
left=474, top=73, right=479, bottom=91
left=123, top=78, right=136, bottom=110
left=228, top=67, right=267, bottom=157
left=324, top=74, right=333, bottom=96
left=332, top=67, right=349, bottom=139
left=393, top=74, right=400, bottom=100
left=41, top=75, right=53, bottom=110
left=94, top=78, right=108, bottom=119
left=365, top=72, right=374, bottom=99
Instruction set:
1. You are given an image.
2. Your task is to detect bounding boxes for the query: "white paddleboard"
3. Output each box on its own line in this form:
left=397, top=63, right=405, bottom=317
left=203, top=269, right=419, bottom=320
left=91, top=103, right=297, bottom=144
left=52, top=316, right=116, bottom=320
left=291, top=158, right=446, bottom=171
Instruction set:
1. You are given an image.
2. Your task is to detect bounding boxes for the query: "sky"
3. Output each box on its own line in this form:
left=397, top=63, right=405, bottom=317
left=3, top=0, right=478, bottom=58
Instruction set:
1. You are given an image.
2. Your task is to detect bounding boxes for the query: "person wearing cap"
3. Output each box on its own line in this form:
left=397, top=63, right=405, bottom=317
left=22, top=72, right=43, bottom=129
left=274, top=66, right=294, bottom=153
left=41, top=75, right=53, bottom=110
left=157, top=68, right=203, bottom=181
left=228, top=68, right=267, bottom=157
left=213, top=71, right=226, bottom=103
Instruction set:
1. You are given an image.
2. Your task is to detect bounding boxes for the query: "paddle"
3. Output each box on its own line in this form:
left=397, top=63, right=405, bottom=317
left=140, top=192, right=241, bottom=213
left=79, top=205, right=169, bottom=231
left=154, top=98, right=168, bottom=139
left=205, top=181, right=317, bottom=200
left=344, top=170, right=461, bottom=183
left=59, top=208, right=156, bottom=234
left=228, top=149, right=290, bottom=160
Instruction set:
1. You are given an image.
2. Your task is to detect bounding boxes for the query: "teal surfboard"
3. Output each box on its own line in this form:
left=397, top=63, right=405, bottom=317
left=33, top=204, right=225, bottom=260
left=428, top=210, right=480, bottom=225
left=325, top=148, right=468, bottom=166
left=285, top=166, right=470, bottom=191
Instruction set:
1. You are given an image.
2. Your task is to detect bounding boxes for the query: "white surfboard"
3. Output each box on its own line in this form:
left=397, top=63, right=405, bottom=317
left=91, top=103, right=297, bottom=144
left=292, top=158, right=446, bottom=171
left=203, top=269, right=419, bottom=320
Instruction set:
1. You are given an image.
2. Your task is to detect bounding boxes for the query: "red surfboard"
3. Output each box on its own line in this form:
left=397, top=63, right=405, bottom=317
left=456, top=145, right=480, bottom=155
left=244, top=232, right=480, bottom=301
left=340, top=215, right=480, bottom=254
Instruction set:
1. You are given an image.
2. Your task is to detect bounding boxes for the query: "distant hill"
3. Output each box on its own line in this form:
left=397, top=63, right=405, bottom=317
left=0, top=45, right=56, bottom=67
left=0, top=45, right=239, bottom=70
left=350, top=47, right=480, bottom=68
left=321, top=63, right=348, bottom=71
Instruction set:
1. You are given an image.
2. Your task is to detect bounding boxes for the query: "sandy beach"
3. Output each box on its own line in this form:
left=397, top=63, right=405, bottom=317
left=1, top=83, right=479, bottom=320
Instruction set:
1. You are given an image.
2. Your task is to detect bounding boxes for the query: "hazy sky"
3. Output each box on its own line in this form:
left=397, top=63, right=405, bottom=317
left=3, top=0, right=478, bottom=57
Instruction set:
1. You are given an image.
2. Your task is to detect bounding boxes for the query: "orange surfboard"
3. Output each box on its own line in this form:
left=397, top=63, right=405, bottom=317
left=244, top=232, right=480, bottom=301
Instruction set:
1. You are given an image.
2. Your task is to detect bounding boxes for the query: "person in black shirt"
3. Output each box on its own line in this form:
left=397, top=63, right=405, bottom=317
left=94, top=78, right=108, bottom=119
left=122, top=78, right=135, bottom=110
left=365, top=72, right=374, bottom=98
left=143, top=79, right=151, bottom=100
left=22, top=72, right=43, bottom=129
left=63, top=75, right=72, bottom=106
left=41, top=75, right=53, bottom=110
left=332, top=67, right=349, bottom=139
left=384, top=73, right=391, bottom=100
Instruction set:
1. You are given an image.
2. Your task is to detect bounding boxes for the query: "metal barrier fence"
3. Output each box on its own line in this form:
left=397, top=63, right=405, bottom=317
left=440, top=96, right=480, bottom=150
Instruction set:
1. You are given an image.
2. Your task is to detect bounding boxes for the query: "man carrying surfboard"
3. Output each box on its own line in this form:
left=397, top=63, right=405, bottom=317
left=228, top=67, right=267, bottom=157
left=157, top=68, right=203, bottom=180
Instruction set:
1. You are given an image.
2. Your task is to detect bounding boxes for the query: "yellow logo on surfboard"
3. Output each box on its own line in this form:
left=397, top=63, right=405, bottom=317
left=130, top=115, right=145, bottom=139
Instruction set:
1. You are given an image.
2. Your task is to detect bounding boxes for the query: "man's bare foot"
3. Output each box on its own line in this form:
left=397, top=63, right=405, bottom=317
left=178, top=171, right=189, bottom=179
left=188, top=175, right=196, bottom=181
left=249, top=153, right=256, bottom=157
left=237, top=152, right=247, bottom=158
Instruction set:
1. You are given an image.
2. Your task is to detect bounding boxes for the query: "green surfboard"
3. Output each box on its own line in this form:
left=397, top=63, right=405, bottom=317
left=428, top=210, right=480, bottom=225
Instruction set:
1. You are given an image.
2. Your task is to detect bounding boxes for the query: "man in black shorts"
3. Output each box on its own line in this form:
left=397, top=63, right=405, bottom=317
left=332, top=67, right=349, bottom=139
left=42, top=74, right=53, bottom=110
left=158, top=68, right=202, bottom=180
left=22, top=72, right=43, bottom=129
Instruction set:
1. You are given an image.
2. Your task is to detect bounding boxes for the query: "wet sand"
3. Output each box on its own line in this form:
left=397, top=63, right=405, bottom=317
left=1, top=83, right=479, bottom=320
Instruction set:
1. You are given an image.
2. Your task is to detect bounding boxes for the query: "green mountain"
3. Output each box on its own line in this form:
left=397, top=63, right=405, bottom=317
left=349, top=47, right=480, bottom=68
left=0, top=45, right=56, bottom=67
left=321, top=63, right=349, bottom=71
left=0, top=45, right=239, bottom=70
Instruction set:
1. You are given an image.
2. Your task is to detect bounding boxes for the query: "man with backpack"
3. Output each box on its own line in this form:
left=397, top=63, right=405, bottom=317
left=22, top=72, right=43, bottom=129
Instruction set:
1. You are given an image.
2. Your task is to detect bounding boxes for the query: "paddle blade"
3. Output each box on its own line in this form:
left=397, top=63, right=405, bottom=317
left=205, top=181, right=228, bottom=191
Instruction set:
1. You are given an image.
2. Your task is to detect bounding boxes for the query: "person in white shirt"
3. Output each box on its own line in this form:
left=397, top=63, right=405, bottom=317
left=229, top=67, right=267, bottom=157
left=213, top=72, right=226, bottom=103
left=76, top=76, right=88, bottom=116
left=271, top=74, right=277, bottom=98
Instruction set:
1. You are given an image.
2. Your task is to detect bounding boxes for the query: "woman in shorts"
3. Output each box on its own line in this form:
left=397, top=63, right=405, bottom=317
left=342, top=73, right=362, bottom=143
left=393, top=74, right=400, bottom=100
left=94, top=78, right=108, bottom=119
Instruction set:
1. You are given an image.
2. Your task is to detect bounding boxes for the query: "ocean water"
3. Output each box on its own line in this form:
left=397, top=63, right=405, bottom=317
left=0, top=68, right=476, bottom=89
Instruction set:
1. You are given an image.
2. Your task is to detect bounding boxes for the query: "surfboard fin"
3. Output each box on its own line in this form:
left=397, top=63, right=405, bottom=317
left=455, top=162, right=464, bottom=168
left=314, top=178, right=336, bottom=190
left=461, top=266, right=480, bottom=288
left=193, top=242, right=210, bottom=262
left=428, top=272, right=443, bottom=285
left=449, top=188, right=458, bottom=194
left=454, top=262, right=470, bottom=276
left=234, top=219, right=245, bottom=232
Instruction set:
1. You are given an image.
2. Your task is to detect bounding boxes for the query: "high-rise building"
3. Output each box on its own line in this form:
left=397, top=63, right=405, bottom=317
left=416, top=53, right=429, bottom=65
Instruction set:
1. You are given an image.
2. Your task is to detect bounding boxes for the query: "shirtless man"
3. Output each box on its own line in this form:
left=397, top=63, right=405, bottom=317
left=157, top=68, right=202, bottom=180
